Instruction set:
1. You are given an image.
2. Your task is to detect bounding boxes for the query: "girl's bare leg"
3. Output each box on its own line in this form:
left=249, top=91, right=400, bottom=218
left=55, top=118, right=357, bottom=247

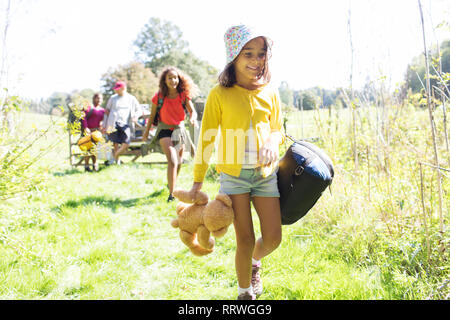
left=177, top=144, right=184, bottom=177
left=251, top=197, right=282, bottom=260
left=230, top=193, right=254, bottom=289
left=159, top=137, right=179, bottom=195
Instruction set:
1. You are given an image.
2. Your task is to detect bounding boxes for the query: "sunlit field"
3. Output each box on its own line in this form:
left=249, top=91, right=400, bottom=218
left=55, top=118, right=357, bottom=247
left=0, top=105, right=448, bottom=300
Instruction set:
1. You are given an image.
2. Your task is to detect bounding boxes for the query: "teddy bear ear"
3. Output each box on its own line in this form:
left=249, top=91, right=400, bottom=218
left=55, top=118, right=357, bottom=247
left=215, top=193, right=232, bottom=208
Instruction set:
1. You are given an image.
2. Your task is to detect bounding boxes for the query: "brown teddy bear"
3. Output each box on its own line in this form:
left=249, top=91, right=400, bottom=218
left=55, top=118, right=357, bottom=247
left=171, top=189, right=234, bottom=256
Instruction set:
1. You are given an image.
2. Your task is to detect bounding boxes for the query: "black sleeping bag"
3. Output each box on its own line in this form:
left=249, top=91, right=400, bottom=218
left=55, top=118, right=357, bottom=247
left=277, top=139, right=334, bottom=225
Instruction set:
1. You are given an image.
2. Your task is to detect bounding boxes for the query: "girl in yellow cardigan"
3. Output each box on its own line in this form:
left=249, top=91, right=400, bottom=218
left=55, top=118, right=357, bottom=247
left=189, top=25, right=284, bottom=300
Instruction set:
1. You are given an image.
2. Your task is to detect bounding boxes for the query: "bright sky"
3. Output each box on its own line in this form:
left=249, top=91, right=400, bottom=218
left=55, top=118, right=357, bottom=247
left=1, top=0, right=449, bottom=100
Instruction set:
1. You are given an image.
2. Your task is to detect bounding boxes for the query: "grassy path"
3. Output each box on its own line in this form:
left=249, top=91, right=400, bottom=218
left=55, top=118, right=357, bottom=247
left=1, top=112, right=447, bottom=300
left=0, top=160, right=398, bottom=300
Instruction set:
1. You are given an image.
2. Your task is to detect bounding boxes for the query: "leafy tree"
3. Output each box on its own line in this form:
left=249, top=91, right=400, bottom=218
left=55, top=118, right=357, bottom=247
left=44, top=89, right=96, bottom=116
left=134, top=17, right=188, bottom=73
left=294, top=90, right=317, bottom=110
left=78, top=88, right=96, bottom=101
left=100, top=61, right=159, bottom=105
left=28, top=98, right=52, bottom=115
left=292, top=87, right=339, bottom=110
left=323, top=90, right=338, bottom=107
left=48, top=92, right=70, bottom=109
left=279, top=81, right=294, bottom=107
left=308, top=86, right=339, bottom=107
left=405, top=39, right=450, bottom=94
left=134, top=17, right=218, bottom=97
left=69, top=89, right=95, bottom=108
left=360, top=77, right=377, bottom=104
left=405, top=56, right=427, bottom=93
left=442, top=39, right=450, bottom=73
left=157, top=50, right=218, bottom=99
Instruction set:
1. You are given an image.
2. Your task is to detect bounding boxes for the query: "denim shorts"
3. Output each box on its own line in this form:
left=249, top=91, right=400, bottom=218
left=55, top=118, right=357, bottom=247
left=219, top=168, right=280, bottom=197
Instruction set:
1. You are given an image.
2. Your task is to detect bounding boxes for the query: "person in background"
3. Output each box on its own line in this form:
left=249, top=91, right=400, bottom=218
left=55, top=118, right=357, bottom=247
left=102, top=81, right=140, bottom=165
left=189, top=25, right=284, bottom=300
left=142, top=67, right=198, bottom=202
left=81, top=92, right=105, bottom=172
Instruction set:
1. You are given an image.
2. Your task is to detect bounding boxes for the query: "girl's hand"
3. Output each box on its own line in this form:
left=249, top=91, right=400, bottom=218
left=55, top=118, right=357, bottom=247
left=188, top=182, right=203, bottom=199
left=259, top=132, right=282, bottom=166
left=190, top=182, right=203, bottom=193
left=186, top=100, right=198, bottom=129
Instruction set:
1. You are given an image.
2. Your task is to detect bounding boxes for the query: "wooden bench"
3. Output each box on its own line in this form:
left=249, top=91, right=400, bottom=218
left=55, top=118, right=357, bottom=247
left=68, top=101, right=204, bottom=168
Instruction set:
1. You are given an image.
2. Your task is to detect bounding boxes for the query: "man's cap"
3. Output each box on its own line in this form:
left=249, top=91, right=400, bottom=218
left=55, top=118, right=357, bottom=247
left=113, top=81, right=126, bottom=90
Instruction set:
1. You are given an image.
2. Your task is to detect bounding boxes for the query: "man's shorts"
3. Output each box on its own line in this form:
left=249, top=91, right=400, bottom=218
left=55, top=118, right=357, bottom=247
left=108, top=122, right=131, bottom=145
left=219, top=168, right=280, bottom=197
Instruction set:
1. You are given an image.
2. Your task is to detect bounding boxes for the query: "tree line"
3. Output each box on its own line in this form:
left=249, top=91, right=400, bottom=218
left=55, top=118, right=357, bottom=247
left=30, top=17, right=218, bottom=115
left=31, top=18, right=449, bottom=115
left=278, top=38, right=450, bottom=110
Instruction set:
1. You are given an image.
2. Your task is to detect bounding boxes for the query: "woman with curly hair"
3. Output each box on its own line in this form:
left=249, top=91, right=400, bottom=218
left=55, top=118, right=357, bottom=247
left=143, top=66, right=198, bottom=202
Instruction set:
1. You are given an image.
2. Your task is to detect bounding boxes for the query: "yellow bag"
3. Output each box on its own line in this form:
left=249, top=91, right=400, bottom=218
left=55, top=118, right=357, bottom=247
left=91, top=130, right=104, bottom=143
left=77, top=130, right=104, bottom=151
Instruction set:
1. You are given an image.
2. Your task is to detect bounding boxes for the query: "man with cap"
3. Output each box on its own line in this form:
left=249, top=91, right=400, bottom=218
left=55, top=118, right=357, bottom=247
left=102, top=81, right=140, bottom=165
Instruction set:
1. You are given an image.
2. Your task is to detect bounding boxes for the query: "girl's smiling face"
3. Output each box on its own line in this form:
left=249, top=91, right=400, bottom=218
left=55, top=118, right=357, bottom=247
left=234, top=37, right=267, bottom=88
left=165, top=70, right=180, bottom=91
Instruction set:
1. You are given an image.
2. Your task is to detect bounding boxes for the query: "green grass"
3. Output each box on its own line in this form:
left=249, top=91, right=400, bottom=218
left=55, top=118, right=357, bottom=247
left=0, top=109, right=448, bottom=300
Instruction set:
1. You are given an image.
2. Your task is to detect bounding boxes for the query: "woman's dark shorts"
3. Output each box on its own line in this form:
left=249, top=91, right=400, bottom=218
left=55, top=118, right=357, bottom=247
left=157, top=129, right=173, bottom=141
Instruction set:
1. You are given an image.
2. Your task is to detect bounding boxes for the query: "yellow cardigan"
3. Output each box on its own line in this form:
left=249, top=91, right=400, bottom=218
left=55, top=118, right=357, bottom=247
left=193, top=83, right=285, bottom=182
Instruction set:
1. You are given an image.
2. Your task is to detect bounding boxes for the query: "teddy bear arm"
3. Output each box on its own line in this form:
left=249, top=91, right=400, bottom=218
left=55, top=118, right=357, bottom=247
left=179, top=230, right=213, bottom=256
left=212, top=226, right=229, bottom=238
left=179, top=230, right=195, bottom=247
left=197, top=225, right=215, bottom=250
left=190, top=246, right=214, bottom=256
